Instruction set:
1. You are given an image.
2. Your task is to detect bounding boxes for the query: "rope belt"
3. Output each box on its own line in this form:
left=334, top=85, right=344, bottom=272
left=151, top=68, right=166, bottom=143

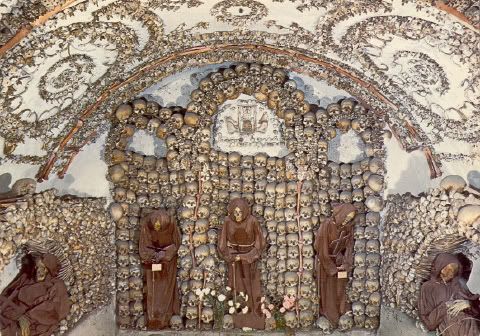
left=227, top=241, right=254, bottom=248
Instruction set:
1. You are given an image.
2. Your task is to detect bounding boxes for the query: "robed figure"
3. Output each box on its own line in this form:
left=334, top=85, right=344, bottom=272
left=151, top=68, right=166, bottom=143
left=0, top=253, right=71, bottom=336
left=418, top=252, right=480, bottom=336
left=139, top=209, right=181, bottom=329
left=314, top=203, right=356, bottom=326
left=218, top=198, right=266, bottom=329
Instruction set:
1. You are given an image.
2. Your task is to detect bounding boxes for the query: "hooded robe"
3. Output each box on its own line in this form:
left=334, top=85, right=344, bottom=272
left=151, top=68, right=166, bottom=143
left=218, top=198, right=266, bottom=329
left=139, top=209, right=181, bottom=329
left=0, top=253, right=70, bottom=336
left=314, top=203, right=356, bottom=326
left=418, top=252, right=480, bottom=336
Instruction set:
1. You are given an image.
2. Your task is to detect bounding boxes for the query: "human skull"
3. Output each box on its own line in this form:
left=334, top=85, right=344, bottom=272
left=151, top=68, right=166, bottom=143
left=354, top=252, right=367, bottom=267
left=277, top=247, right=287, bottom=260
left=366, top=253, right=381, bottom=267
left=170, top=315, right=183, bottom=331
left=299, top=311, right=314, bottom=328
left=284, top=311, right=298, bottom=329
left=316, top=316, right=332, bottom=334
left=339, top=191, right=352, bottom=203
left=223, top=314, right=234, bottom=330
left=186, top=305, right=198, bottom=320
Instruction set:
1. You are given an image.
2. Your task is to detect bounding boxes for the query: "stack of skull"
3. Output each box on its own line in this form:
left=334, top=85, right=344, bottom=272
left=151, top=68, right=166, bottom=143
left=382, top=175, right=480, bottom=318
left=0, top=190, right=114, bottom=333
left=106, top=63, right=385, bottom=330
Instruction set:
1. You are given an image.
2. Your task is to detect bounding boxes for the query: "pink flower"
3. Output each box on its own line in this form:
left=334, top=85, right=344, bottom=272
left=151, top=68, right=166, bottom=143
left=268, top=304, right=274, bottom=310
left=279, top=307, right=286, bottom=313
left=264, top=310, right=272, bottom=319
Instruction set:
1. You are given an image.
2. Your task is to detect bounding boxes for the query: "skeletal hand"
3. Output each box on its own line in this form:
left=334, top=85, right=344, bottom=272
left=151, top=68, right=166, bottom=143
left=18, top=316, right=30, bottom=336
left=447, top=300, right=470, bottom=317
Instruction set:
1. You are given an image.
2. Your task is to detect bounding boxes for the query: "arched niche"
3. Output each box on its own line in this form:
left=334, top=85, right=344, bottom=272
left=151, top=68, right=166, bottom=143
left=105, top=63, right=385, bottom=332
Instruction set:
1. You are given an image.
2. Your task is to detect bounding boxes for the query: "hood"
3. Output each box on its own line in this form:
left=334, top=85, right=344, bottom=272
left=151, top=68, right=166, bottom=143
left=145, top=209, right=173, bottom=232
left=227, top=198, right=251, bottom=222
left=41, top=253, right=60, bottom=277
left=431, top=253, right=461, bottom=280
left=332, top=203, right=357, bottom=227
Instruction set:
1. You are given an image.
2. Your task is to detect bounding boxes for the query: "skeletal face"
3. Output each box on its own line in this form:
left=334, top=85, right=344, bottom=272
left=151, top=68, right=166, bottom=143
left=254, top=153, right=268, bottom=168
left=366, top=253, right=380, bottom=267
left=366, top=240, right=380, bottom=253
left=354, top=252, right=367, bottom=267
left=284, top=311, right=298, bottom=329
left=223, top=314, right=234, bottom=330
left=338, top=314, right=354, bottom=331
left=185, top=305, right=198, bottom=320
left=277, top=247, right=287, bottom=260
left=303, top=257, right=314, bottom=271
left=339, top=191, right=352, bottom=204
left=316, top=316, right=332, bottom=333
left=352, top=302, right=365, bottom=316
left=170, top=315, right=183, bottom=331
left=285, top=271, right=299, bottom=287
left=274, top=233, right=287, bottom=247
left=369, top=292, right=381, bottom=306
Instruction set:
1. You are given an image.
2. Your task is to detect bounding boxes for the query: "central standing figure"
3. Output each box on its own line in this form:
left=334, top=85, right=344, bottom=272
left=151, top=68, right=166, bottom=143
left=218, top=198, right=266, bottom=329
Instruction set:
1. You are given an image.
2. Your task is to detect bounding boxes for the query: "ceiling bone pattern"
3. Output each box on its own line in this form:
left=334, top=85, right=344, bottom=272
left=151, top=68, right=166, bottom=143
left=0, top=0, right=478, bottom=180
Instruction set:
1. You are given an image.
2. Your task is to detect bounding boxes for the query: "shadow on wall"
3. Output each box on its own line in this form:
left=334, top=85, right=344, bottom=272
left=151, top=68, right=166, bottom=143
left=384, top=137, right=436, bottom=196
left=0, top=173, right=12, bottom=193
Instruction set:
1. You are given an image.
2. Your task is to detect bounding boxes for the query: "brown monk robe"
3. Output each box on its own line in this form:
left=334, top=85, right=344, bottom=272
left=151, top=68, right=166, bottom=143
left=418, top=253, right=480, bottom=336
left=218, top=198, right=266, bottom=329
left=139, top=209, right=181, bottom=329
left=0, top=253, right=70, bottom=336
left=314, top=203, right=356, bottom=327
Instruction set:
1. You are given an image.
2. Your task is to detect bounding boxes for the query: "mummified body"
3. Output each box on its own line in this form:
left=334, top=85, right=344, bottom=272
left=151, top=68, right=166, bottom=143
left=218, top=198, right=266, bottom=329
left=314, top=203, right=356, bottom=327
left=418, top=253, right=480, bottom=336
left=0, top=253, right=70, bottom=336
left=139, top=209, right=181, bottom=329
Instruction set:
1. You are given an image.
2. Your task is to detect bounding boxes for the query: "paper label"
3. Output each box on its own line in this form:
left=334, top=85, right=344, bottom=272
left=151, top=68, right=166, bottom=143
left=152, top=264, right=162, bottom=272
left=337, top=271, right=347, bottom=279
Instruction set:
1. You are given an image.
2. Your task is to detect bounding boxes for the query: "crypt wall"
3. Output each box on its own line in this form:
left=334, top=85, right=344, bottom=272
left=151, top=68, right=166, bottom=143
left=0, top=63, right=479, bottom=336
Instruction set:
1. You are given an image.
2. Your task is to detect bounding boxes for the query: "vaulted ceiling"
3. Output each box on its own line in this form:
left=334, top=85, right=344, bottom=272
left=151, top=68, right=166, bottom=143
left=0, top=0, right=478, bottom=180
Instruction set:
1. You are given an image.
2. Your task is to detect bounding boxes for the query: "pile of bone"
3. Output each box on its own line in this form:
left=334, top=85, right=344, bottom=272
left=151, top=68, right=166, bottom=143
left=106, top=63, right=386, bottom=331
left=382, top=175, right=479, bottom=318
left=0, top=190, right=114, bottom=333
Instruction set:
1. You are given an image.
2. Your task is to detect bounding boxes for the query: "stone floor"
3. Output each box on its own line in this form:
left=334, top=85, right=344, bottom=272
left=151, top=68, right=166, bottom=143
left=71, top=305, right=435, bottom=336
left=118, top=330, right=375, bottom=336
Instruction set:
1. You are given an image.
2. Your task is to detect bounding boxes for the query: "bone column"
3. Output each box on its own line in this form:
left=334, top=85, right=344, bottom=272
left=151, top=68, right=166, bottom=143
left=296, top=178, right=304, bottom=320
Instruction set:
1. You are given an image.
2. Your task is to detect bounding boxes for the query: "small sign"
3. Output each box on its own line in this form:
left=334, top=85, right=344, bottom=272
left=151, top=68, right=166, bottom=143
left=152, top=264, right=162, bottom=272
left=337, top=271, right=347, bottom=279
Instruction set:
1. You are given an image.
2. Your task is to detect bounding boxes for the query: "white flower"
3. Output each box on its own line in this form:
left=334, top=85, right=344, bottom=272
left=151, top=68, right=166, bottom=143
left=229, top=307, right=235, bottom=314
left=239, top=292, right=245, bottom=297
left=242, top=327, right=253, bottom=331
left=226, top=286, right=232, bottom=291
left=241, top=306, right=249, bottom=314
left=245, top=294, right=248, bottom=302
left=203, top=288, right=211, bottom=295
left=228, top=300, right=234, bottom=307
left=195, top=288, right=203, bottom=297
left=235, top=302, right=241, bottom=308
left=211, top=290, right=216, bottom=296
left=218, top=294, right=226, bottom=302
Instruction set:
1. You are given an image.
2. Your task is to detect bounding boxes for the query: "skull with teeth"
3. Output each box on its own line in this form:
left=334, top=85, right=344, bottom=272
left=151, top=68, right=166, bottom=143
left=284, top=311, right=298, bottom=329
left=338, top=314, right=354, bottom=331
left=277, top=247, right=287, bottom=260
left=170, top=315, right=183, bottom=331
left=223, top=314, right=234, bottom=330
left=316, top=316, right=332, bottom=334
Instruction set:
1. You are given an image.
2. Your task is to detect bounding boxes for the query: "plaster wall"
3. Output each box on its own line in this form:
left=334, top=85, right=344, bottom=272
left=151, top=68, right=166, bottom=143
left=0, top=67, right=478, bottom=336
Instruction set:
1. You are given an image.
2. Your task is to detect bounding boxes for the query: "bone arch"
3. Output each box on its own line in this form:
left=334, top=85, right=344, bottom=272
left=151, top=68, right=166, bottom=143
left=107, top=63, right=384, bottom=331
